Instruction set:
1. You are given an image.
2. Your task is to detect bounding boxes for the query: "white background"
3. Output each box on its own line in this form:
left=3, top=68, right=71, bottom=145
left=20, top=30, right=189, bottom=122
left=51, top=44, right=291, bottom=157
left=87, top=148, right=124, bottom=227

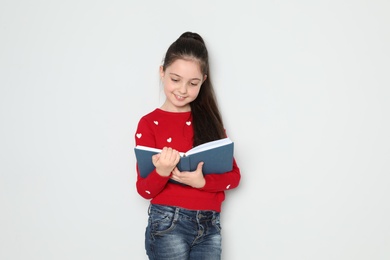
left=1, top=1, right=389, bottom=259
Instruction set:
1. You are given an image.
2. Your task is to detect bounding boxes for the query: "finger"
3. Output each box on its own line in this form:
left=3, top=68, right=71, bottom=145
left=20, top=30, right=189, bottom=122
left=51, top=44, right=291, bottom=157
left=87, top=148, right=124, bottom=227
left=196, top=162, right=204, bottom=172
left=152, top=154, right=160, bottom=164
left=172, top=167, right=179, bottom=175
left=165, top=149, right=177, bottom=164
left=173, top=150, right=181, bottom=164
left=170, top=174, right=181, bottom=182
left=160, top=147, right=168, bottom=159
left=172, top=171, right=182, bottom=180
left=166, top=148, right=174, bottom=160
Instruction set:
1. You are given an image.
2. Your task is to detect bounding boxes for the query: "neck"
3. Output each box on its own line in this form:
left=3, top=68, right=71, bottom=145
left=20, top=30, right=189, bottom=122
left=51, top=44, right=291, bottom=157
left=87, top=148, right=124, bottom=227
left=160, top=101, right=191, bottom=112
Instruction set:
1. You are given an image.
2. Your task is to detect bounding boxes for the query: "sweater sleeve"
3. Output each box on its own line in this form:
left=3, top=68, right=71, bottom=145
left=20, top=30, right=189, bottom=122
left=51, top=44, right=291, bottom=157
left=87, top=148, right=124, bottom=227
left=136, top=167, right=170, bottom=199
left=134, top=117, right=170, bottom=199
left=199, top=158, right=241, bottom=192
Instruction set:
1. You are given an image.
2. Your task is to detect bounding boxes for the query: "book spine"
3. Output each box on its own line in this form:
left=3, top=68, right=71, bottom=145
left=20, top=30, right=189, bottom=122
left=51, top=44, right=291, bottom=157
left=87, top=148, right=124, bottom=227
left=178, top=157, right=191, bottom=172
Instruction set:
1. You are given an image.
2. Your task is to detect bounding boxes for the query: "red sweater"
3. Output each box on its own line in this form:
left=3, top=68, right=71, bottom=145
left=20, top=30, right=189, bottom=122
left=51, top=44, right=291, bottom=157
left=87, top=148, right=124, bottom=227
left=134, top=109, right=241, bottom=212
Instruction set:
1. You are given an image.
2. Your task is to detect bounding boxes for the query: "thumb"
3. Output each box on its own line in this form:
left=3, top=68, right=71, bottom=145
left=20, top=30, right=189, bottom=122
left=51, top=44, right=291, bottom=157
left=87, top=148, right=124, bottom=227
left=152, top=154, right=160, bottom=164
left=196, top=162, right=204, bottom=172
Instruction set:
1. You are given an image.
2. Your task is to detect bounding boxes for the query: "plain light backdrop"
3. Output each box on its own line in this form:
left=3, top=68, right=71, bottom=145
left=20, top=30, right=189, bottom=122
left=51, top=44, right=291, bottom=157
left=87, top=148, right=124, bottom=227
left=1, top=1, right=389, bottom=259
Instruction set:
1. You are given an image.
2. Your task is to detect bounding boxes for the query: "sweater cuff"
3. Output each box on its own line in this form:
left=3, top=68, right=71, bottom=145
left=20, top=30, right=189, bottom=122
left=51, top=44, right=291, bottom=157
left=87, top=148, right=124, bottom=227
left=149, top=170, right=171, bottom=184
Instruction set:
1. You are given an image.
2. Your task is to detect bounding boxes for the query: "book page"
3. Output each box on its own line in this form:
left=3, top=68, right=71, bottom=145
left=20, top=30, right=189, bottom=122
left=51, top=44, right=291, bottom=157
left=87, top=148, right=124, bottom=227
left=136, top=145, right=185, bottom=157
left=135, top=146, right=162, bottom=153
left=185, top=137, right=232, bottom=156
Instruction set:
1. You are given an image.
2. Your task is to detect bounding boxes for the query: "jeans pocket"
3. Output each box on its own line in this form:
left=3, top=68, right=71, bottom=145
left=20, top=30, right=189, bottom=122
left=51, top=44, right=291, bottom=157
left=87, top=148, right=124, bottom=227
left=149, top=208, right=177, bottom=235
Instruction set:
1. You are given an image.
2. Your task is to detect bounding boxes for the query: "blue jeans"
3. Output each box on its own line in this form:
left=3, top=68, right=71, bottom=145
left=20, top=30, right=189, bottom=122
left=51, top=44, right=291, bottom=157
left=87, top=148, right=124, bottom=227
left=145, top=204, right=222, bottom=260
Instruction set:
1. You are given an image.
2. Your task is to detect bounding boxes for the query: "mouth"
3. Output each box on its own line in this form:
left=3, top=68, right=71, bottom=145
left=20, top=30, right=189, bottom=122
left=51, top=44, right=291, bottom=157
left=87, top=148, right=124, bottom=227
left=174, top=94, right=186, bottom=101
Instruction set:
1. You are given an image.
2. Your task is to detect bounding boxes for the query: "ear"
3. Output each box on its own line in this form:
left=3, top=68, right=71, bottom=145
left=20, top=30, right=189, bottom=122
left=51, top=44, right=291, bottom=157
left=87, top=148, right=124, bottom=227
left=159, top=66, right=165, bottom=79
left=203, top=74, right=207, bottom=83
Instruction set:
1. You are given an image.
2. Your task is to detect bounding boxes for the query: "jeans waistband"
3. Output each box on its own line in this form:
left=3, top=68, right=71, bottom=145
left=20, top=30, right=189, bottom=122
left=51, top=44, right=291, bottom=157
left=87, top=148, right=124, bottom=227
left=149, top=203, right=219, bottom=220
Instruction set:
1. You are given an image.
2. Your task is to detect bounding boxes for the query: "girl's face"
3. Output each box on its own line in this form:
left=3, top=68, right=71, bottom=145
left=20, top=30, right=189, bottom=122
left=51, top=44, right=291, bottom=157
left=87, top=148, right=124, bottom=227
left=160, top=59, right=206, bottom=112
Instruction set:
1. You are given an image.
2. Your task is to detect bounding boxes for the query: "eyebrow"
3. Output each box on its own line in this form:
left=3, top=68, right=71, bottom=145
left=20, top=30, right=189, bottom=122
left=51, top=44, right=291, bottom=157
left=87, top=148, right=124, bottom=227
left=169, top=73, right=201, bottom=81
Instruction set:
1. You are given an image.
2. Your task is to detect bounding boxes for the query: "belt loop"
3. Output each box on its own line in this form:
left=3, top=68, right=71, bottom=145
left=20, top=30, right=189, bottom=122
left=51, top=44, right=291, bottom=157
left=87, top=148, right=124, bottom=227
left=148, top=204, right=151, bottom=214
left=173, top=207, right=180, bottom=223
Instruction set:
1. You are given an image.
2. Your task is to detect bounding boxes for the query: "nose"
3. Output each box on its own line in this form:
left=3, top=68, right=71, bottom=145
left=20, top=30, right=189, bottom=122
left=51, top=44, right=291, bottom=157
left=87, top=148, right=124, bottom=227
left=178, top=83, right=187, bottom=94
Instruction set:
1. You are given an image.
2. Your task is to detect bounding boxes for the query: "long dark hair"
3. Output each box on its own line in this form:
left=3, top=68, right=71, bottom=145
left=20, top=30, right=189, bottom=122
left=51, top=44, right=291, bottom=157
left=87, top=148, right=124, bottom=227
left=162, top=32, right=226, bottom=146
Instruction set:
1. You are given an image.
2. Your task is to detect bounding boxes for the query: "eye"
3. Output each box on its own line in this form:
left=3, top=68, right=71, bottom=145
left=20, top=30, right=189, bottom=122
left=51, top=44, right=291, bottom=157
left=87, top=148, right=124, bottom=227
left=171, top=78, right=179, bottom=82
left=190, top=82, right=200, bottom=86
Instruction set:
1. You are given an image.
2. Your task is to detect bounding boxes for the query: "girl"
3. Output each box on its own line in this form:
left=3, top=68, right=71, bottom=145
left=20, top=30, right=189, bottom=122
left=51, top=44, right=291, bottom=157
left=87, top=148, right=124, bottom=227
left=134, top=32, right=241, bottom=260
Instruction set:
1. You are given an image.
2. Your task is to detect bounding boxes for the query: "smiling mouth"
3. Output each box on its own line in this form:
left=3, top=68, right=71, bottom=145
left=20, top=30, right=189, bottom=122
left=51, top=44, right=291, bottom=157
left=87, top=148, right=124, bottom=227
left=175, top=94, right=186, bottom=100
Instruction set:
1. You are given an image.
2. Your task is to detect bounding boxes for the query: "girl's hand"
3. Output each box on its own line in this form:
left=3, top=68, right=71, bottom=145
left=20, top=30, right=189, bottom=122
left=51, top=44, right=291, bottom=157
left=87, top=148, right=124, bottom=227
left=171, top=162, right=206, bottom=188
left=152, top=147, right=180, bottom=177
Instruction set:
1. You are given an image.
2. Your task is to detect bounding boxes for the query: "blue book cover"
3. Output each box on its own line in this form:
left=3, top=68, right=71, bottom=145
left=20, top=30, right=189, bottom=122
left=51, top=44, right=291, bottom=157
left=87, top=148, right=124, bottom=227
left=134, top=137, right=234, bottom=178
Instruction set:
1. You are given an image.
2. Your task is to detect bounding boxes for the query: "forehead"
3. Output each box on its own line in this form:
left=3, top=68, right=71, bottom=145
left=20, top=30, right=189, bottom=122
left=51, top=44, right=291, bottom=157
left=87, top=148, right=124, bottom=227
left=166, top=59, right=203, bottom=78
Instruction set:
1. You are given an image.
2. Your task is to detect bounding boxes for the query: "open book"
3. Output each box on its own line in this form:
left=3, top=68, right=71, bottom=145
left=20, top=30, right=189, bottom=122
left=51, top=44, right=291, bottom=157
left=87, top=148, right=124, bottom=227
left=134, top=137, right=234, bottom=178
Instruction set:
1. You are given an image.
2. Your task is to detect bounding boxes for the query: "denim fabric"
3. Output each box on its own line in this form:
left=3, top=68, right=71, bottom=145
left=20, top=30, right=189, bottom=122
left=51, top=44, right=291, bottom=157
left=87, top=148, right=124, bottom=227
left=145, top=204, right=222, bottom=260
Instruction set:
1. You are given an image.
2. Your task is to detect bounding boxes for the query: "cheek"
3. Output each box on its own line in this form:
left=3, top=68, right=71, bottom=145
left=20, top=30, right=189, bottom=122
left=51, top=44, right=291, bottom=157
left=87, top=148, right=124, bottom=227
left=189, top=87, right=201, bottom=97
left=163, top=81, right=174, bottom=92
